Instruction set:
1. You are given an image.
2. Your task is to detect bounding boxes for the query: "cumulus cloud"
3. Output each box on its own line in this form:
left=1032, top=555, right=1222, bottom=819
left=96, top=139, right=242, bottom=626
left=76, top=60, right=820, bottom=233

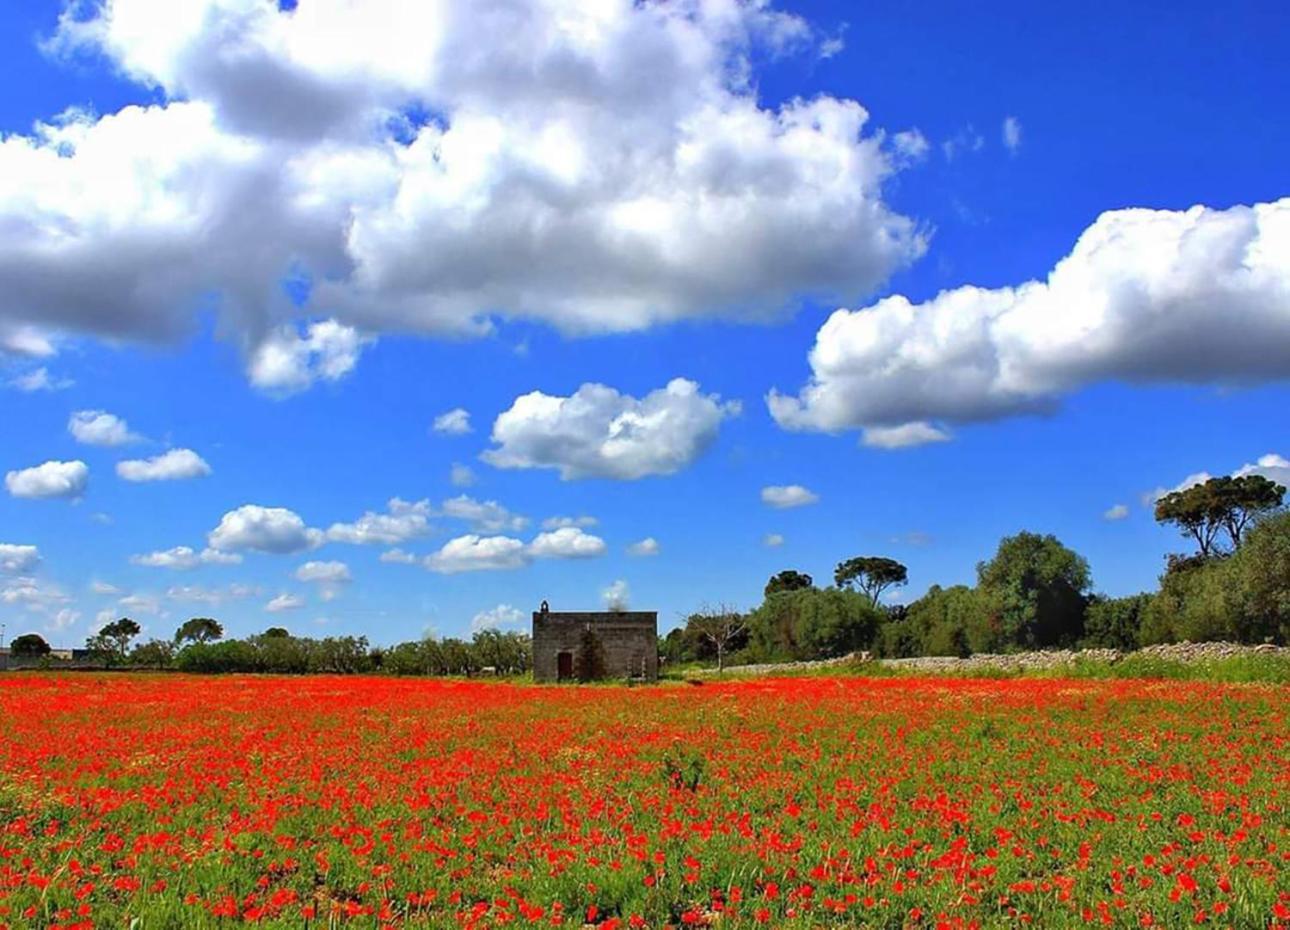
left=90, top=580, right=121, bottom=595
left=942, top=125, right=984, bottom=161
left=770, top=199, right=1290, bottom=445
left=760, top=484, right=819, bottom=508
left=449, top=463, right=476, bottom=487
left=326, top=498, right=431, bottom=545
left=295, top=560, right=352, bottom=584
left=379, top=548, right=418, bottom=565
left=131, top=545, right=241, bottom=570
left=8, top=367, right=73, bottom=392
left=117, top=448, right=211, bottom=482
left=247, top=320, right=371, bottom=395
left=424, top=534, right=530, bottom=574
left=68, top=410, right=142, bottom=446
left=763, top=532, right=785, bottom=547
left=1002, top=116, right=1022, bottom=154
left=166, top=583, right=257, bottom=605
left=265, top=592, right=304, bottom=612
left=627, top=537, right=660, bottom=556
left=440, top=495, right=528, bottom=534
left=424, top=525, right=607, bottom=574
left=5, top=460, right=89, bottom=499
left=3, top=0, right=922, bottom=384
left=471, top=603, right=524, bottom=633
left=602, top=579, right=630, bottom=611
left=1, top=576, right=71, bottom=614
left=486, top=378, right=740, bottom=480
left=433, top=408, right=472, bottom=435
left=0, top=543, right=41, bottom=574
left=528, top=527, right=607, bottom=560
left=1234, top=452, right=1290, bottom=488
left=542, top=515, right=598, bottom=530
left=207, top=504, right=324, bottom=553
left=1146, top=452, right=1290, bottom=505
left=861, top=422, right=951, bottom=449
left=118, top=592, right=161, bottom=615
left=1103, top=504, right=1129, bottom=522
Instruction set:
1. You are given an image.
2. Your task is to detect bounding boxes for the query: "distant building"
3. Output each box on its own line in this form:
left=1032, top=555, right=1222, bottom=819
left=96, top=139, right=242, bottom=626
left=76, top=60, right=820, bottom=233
left=532, top=603, right=658, bottom=682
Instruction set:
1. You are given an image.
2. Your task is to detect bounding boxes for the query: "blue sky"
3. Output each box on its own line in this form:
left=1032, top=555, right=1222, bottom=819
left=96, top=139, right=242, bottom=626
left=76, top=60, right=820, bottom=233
left=1, top=0, right=1287, bottom=646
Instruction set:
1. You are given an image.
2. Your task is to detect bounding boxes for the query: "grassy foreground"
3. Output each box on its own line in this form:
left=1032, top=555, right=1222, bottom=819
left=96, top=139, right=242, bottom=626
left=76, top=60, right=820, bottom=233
left=1, top=673, right=1287, bottom=929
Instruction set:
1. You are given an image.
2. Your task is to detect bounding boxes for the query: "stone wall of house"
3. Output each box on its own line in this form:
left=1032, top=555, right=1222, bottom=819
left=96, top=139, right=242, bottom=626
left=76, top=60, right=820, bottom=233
left=532, top=611, right=658, bottom=682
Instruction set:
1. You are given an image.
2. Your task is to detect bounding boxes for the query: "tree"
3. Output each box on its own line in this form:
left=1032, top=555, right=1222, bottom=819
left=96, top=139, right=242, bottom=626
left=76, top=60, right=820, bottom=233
left=86, top=617, right=141, bottom=665
left=263, top=627, right=290, bottom=638
left=130, top=639, right=176, bottom=669
left=1230, top=511, right=1290, bottom=643
left=834, top=556, right=908, bottom=607
left=976, top=532, right=1092, bottom=649
left=174, top=617, right=224, bottom=645
left=1083, top=594, right=1152, bottom=651
left=10, top=633, right=51, bottom=657
left=747, top=588, right=881, bottom=661
left=686, top=603, right=748, bottom=671
left=764, top=570, right=813, bottom=598
left=1155, top=475, right=1285, bottom=556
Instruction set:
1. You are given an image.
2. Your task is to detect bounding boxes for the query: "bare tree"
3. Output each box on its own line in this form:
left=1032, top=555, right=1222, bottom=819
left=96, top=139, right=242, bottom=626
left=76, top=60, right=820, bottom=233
left=687, top=602, right=747, bottom=672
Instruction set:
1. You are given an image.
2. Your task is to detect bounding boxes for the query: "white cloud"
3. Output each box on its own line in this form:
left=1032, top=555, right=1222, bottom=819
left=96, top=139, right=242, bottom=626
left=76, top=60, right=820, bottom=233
left=1, top=576, right=71, bottom=614
left=68, top=410, right=142, bottom=446
left=449, top=463, right=476, bottom=487
left=861, top=422, right=951, bottom=449
left=90, top=580, right=121, bottom=595
left=379, top=548, right=418, bottom=565
left=118, top=592, right=161, bottom=616
left=8, top=367, right=73, bottom=392
left=47, top=607, right=80, bottom=633
left=5, top=1, right=922, bottom=383
left=602, top=579, right=630, bottom=611
left=541, top=515, right=598, bottom=530
left=1234, top=452, right=1290, bottom=488
left=433, top=408, right=472, bottom=435
left=131, top=545, right=241, bottom=570
left=0, top=544, right=40, bottom=575
left=890, top=129, right=929, bottom=166
left=166, top=583, right=257, bottom=605
left=760, top=484, right=819, bottom=509
left=295, top=560, right=352, bottom=584
left=763, top=533, right=785, bottom=547
left=528, top=527, right=607, bottom=560
left=207, top=505, right=324, bottom=554
left=770, top=199, right=1290, bottom=442
left=942, top=125, right=984, bottom=161
left=440, top=495, right=528, bottom=534
left=1002, top=116, right=1022, bottom=154
left=1146, top=452, right=1290, bottom=505
left=247, top=320, right=371, bottom=395
left=470, top=603, right=524, bottom=633
left=1103, top=504, right=1129, bottom=522
left=627, top=537, right=660, bottom=556
left=5, top=460, right=89, bottom=499
left=116, top=448, right=211, bottom=482
left=266, top=592, right=305, bottom=613
left=424, top=534, right=529, bottom=574
left=326, top=498, right=431, bottom=545
left=486, top=378, right=740, bottom=480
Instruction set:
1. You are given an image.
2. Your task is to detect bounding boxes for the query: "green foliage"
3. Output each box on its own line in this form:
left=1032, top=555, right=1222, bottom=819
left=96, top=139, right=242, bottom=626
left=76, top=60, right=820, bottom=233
left=85, top=617, right=142, bottom=666
left=876, top=585, right=982, bottom=658
left=763, top=570, right=813, bottom=598
left=834, top=556, right=908, bottom=606
left=1154, top=474, right=1285, bottom=556
left=660, top=744, right=705, bottom=791
left=747, top=587, right=881, bottom=661
left=1082, top=593, right=1152, bottom=650
left=9, top=633, right=50, bottom=657
left=975, top=532, right=1091, bottom=649
left=1232, top=510, right=1290, bottom=643
left=174, top=617, right=224, bottom=645
left=129, top=639, right=176, bottom=669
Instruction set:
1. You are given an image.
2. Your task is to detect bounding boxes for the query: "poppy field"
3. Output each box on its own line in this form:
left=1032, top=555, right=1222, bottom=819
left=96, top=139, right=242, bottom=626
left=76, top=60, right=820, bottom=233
left=0, top=674, right=1286, bottom=929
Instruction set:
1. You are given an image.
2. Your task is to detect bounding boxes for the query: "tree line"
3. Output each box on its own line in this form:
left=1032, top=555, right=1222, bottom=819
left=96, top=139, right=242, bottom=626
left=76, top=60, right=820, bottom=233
left=664, top=474, right=1288, bottom=665
left=7, top=473, right=1285, bottom=674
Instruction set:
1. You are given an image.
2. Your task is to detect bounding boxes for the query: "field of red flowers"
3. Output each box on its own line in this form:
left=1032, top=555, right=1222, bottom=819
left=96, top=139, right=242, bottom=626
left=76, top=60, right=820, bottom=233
left=0, top=674, right=1285, bottom=929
